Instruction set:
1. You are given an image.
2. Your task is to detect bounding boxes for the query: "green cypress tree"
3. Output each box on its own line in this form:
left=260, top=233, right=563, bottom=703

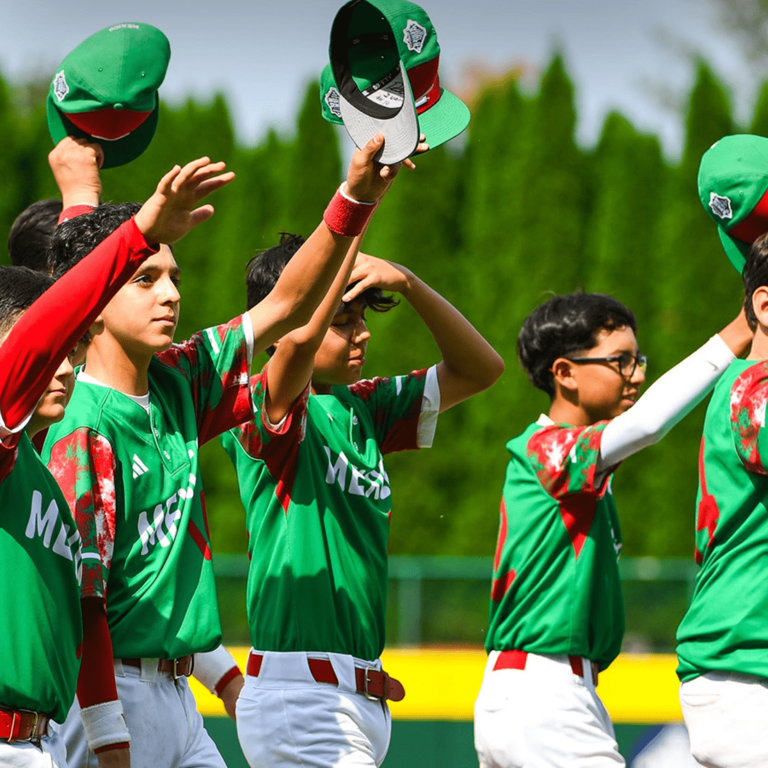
left=283, top=80, right=342, bottom=237
left=628, top=62, right=737, bottom=557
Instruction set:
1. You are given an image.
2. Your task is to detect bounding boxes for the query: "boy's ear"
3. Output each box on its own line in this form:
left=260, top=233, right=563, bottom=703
left=752, top=287, right=768, bottom=330
left=551, top=357, right=579, bottom=393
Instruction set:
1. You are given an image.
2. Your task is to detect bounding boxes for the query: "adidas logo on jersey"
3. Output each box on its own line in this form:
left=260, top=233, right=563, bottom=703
left=132, top=454, right=149, bottom=479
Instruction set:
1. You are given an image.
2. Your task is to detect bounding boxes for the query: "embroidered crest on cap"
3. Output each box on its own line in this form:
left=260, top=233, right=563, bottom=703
left=53, top=71, right=69, bottom=102
left=324, top=87, right=342, bottom=119
left=709, top=192, right=733, bottom=220
left=403, top=19, right=427, bottom=53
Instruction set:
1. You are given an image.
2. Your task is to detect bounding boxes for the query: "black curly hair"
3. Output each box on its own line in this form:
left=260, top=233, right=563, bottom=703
left=517, top=292, right=637, bottom=398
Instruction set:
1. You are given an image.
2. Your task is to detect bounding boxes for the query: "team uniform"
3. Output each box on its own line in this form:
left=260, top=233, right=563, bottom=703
left=0, top=219, right=158, bottom=766
left=0, top=434, right=81, bottom=768
left=219, top=363, right=440, bottom=768
left=474, top=418, right=624, bottom=768
left=474, top=334, right=738, bottom=768
left=677, top=359, right=768, bottom=768
left=43, top=314, right=254, bottom=768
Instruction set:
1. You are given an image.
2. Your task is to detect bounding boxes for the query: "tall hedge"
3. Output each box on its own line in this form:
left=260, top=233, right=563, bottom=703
left=0, top=57, right=754, bottom=558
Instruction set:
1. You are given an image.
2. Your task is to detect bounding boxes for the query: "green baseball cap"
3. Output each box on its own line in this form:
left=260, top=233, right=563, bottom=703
left=47, top=22, right=171, bottom=169
left=698, top=134, right=768, bottom=274
left=322, top=0, right=470, bottom=155
left=329, top=0, right=420, bottom=164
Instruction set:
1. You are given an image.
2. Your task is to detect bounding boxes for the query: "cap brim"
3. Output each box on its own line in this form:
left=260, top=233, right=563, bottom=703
left=338, top=61, right=420, bottom=165
left=417, top=88, right=470, bottom=150
left=47, top=95, right=159, bottom=170
left=718, top=226, right=749, bottom=274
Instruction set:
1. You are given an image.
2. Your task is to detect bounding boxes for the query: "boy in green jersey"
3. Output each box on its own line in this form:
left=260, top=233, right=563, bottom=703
left=220, top=233, right=504, bottom=767
left=0, top=139, right=231, bottom=767
left=677, top=135, right=768, bottom=768
left=44, top=135, right=413, bottom=768
left=474, top=292, right=751, bottom=768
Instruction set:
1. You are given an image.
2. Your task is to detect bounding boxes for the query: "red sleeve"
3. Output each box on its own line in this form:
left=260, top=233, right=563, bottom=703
left=77, top=598, right=118, bottom=708
left=0, top=218, right=156, bottom=433
left=58, top=204, right=98, bottom=223
left=77, top=598, right=129, bottom=753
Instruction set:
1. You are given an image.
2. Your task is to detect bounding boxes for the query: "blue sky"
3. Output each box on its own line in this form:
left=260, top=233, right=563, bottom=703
left=0, top=0, right=753, bottom=157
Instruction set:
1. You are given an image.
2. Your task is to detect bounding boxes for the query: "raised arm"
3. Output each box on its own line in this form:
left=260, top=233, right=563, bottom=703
left=0, top=155, right=233, bottom=434
left=49, top=136, right=103, bottom=212
left=342, top=255, right=505, bottom=412
left=262, top=237, right=363, bottom=423
left=246, top=133, right=420, bottom=355
left=597, top=309, right=753, bottom=471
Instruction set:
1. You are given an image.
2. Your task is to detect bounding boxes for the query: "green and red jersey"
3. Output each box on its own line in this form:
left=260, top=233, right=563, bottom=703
left=220, top=364, right=440, bottom=661
left=0, top=217, right=157, bottom=720
left=0, top=433, right=82, bottom=722
left=486, top=418, right=624, bottom=670
left=43, top=315, right=253, bottom=660
left=677, top=359, right=768, bottom=682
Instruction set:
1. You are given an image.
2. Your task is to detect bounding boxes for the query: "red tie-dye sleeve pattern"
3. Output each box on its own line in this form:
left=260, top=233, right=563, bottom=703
left=731, top=362, right=768, bottom=475
left=47, top=428, right=117, bottom=599
left=156, top=316, right=253, bottom=445
left=526, top=423, right=610, bottom=499
left=351, top=369, right=428, bottom=455
left=527, top=423, right=612, bottom=559
left=230, top=368, right=309, bottom=515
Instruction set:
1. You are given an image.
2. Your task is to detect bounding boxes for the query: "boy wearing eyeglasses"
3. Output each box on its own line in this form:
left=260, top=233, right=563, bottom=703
left=474, top=291, right=750, bottom=768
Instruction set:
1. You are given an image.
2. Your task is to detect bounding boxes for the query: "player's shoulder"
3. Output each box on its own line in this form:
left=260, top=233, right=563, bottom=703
left=149, top=349, right=194, bottom=384
left=728, top=359, right=768, bottom=405
left=51, top=380, right=113, bottom=436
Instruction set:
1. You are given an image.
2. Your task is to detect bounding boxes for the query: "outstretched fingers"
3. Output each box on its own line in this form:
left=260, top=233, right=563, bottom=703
left=191, top=171, right=236, bottom=201
left=170, top=156, right=213, bottom=193
left=155, top=165, right=182, bottom=197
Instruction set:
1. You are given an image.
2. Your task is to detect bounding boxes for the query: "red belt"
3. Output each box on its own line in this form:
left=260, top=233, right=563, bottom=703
left=247, top=653, right=405, bottom=702
left=121, top=655, right=195, bottom=679
left=493, top=650, right=599, bottom=685
left=0, top=706, right=50, bottom=743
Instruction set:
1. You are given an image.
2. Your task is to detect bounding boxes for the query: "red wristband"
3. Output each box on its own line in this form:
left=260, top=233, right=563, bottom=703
left=323, top=186, right=377, bottom=237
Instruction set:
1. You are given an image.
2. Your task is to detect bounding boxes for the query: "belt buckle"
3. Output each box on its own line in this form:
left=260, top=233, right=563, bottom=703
left=9, top=709, right=38, bottom=743
left=172, top=658, right=182, bottom=680
left=363, top=666, right=381, bottom=701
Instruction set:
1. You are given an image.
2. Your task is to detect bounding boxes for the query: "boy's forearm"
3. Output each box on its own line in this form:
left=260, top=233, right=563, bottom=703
left=401, top=275, right=504, bottom=410
left=264, top=237, right=361, bottom=422
left=248, top=224, right=353, bottom=353
left=599, top=334, right=736, bottom=469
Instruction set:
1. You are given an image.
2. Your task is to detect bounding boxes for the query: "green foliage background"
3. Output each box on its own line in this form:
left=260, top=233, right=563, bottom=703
left=0, top=59, right=750, bottom=560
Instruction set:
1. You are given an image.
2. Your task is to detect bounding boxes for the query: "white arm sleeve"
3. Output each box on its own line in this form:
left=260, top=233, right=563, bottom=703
left=597, top=334, right=736, bottom=472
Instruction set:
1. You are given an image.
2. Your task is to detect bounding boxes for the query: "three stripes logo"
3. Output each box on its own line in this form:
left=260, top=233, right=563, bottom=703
left=132, top=454, right=149, bottom=479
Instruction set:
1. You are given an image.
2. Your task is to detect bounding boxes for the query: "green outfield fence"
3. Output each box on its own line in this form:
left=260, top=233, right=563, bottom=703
left=214, top=554, right=698, bottom=652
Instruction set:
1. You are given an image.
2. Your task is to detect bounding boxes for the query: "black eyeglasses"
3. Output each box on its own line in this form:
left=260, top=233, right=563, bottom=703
left=564, top=352, right=648, bottom=378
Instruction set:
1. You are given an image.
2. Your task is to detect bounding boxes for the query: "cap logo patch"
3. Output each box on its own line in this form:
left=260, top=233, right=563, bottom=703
left=709, top=192, right=733, bottom=220
left=324, top=87, right=342, bottom=119
left=403, top=19, right=427, bottom=53
left=53, top=71, right=69, bottom=102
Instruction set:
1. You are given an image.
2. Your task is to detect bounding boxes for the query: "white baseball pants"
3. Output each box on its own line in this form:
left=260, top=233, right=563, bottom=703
left=0, top=733, right=67, bottom=768
left=59, top=660, right=226, bottom=768
left=236, top=650, right=391, bottom=768
left=680, top=672, right=768, bottom=767
left=474, top=650, right=625, bottom=768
